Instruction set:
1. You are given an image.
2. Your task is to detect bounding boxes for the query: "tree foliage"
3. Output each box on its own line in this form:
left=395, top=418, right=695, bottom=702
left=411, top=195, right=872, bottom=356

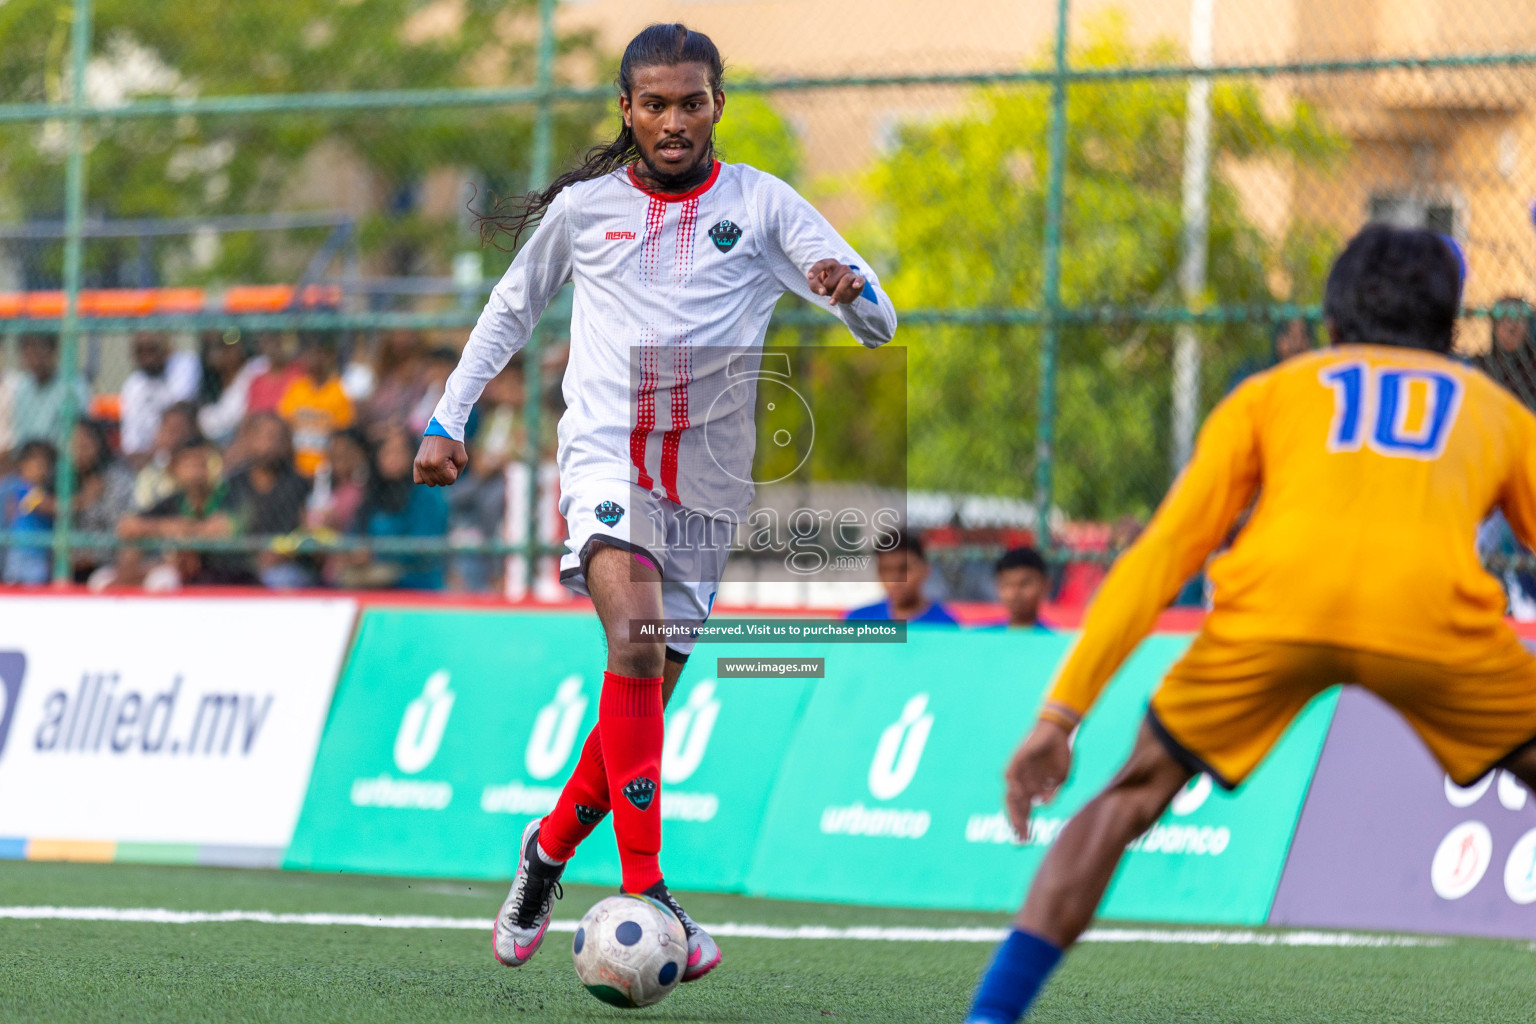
left=864, top=14, right=1347, bottom=519
left=0, top=0, right=601, bottom=285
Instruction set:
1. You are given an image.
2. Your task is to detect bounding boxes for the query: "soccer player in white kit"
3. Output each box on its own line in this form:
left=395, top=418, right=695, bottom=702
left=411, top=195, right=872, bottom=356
left=414, top=23, right=897, bottom=981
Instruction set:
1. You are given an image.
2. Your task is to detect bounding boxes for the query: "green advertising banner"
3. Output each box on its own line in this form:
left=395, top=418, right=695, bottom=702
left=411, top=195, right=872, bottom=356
left=743, top=628, right=1338, bottom=923
left=285, top=609, right=813, bottom=890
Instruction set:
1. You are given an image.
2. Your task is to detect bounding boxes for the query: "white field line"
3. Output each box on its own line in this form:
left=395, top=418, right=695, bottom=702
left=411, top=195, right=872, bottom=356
left=0, top=906, right=1447, bottom=947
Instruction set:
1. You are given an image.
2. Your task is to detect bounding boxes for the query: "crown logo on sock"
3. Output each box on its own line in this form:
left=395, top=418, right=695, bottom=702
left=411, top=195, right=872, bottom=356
left=622, top=776, right=657, bottom=812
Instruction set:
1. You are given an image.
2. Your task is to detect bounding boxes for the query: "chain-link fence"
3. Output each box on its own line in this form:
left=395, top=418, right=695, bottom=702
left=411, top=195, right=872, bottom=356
left=1, top=0, right=1534, bottom=605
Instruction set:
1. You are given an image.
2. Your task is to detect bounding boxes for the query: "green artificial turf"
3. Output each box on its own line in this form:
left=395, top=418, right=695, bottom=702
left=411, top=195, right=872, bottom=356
left=1, top=861, right=1531, bottom=1023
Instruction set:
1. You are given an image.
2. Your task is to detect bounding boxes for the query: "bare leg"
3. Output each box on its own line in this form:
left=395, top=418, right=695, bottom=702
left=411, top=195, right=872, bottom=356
left=586, top=543, right=666, bottom=678
left=663, top=656, right=686, bottom=706
left=1017, top=723, right=1193, bottom=947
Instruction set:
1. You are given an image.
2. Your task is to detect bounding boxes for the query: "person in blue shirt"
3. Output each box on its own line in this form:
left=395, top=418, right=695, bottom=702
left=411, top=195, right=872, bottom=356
left=846, top=531, right=959, bottom=625
left=993, top=545, right=1053, bottom=631
left=353, top=425, right=449, bottom=590
left=1, top=439, right=56, bottom=585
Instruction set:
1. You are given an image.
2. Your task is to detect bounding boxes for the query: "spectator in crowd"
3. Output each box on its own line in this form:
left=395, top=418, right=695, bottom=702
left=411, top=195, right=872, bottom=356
left=307, top=428, right=371, bottom=534
left=120, top=333, right=201, bottom=462
left=132, top=401, right=202, bottom=512
left=994, top=546, right=1052, bottom=630
left=1475, top=296, right=1536, bottom=407
left=1, top=439, right=57, bottom=585
left=278, top=333, right=355, bottom=478
left=449, top=366, right=525, bottom=590
left=344, top=425, right=447, bottom=590
left=0, top=334, right=89, bottom=458
left=846, top=531, right=959, bottom=624
left=306, top=428, right=372, bottom=587
left=197, top=329, right=270, bottom=446
left=245, top=332, right=304, bottom=415
left=110, top=440, right=251, bottom=589
left=225, top=413, right=312, bottom=588
left=360, top=330, right=427, bottom=431
left=70, top=419, right=135, bottom=581
left=408, top=346, right=460, bottom=435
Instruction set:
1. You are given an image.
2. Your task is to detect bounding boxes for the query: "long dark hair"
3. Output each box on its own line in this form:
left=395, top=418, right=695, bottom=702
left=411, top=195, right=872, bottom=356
left=475, top=23, right=725, bottom=251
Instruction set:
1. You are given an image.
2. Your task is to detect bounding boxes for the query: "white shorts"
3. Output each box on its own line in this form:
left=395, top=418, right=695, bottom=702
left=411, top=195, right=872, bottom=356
left=558, top=481, right=735, bottom=656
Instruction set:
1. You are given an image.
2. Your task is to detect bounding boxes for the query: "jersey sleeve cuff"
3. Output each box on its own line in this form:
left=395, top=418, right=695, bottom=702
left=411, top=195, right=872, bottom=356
left=423, top=417, right=459, bottom=441
left=848, top=264, right=879, bottom=304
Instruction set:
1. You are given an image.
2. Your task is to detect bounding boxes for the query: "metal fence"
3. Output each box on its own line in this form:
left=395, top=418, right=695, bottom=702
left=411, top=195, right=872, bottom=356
left=2, top=0, right=1535, bottom=599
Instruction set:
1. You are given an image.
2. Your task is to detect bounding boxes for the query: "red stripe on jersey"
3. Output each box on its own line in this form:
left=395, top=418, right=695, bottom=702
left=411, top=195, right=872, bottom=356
left=659, top=198, right=700, bottom=504
left=631, top=199, right=668, bottom=490
left=630, top=332, right=658, bottom=492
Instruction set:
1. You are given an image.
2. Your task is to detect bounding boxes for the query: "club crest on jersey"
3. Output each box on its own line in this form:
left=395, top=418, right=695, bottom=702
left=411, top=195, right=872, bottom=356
left=595, top=501, right=625, bottom=526
left=708, top=220, right=743, bottom=252
left=622, top=776, right=657, bottom=812
left=575, top=804, right=606, bottom=825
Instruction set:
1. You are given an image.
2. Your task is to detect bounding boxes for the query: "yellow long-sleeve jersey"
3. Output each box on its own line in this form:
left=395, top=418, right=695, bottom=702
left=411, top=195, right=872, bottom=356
left=1046, top=344, right=1536, bottom=721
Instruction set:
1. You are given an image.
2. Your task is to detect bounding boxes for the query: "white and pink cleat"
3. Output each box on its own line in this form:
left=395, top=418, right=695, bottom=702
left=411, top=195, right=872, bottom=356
left=492, top=820, right=565, bottom=966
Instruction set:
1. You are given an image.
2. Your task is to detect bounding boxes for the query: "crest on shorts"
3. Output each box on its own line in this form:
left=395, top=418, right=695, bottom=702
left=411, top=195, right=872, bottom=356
left=622, top=776, right=657, bottom=812
left=595, top=501, right=625, bottom=527
left=708, top=220, right=742, bottom=252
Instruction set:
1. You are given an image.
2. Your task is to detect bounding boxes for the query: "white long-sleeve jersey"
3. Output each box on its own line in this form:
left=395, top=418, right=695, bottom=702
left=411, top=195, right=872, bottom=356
left=427, top=161, right=897, bottom=516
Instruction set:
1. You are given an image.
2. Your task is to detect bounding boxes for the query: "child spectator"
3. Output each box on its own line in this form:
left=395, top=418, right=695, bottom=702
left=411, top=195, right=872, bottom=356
left=224, top=413, right=312, bottom=588
left=132, top=402, right=202, bottom=512
left=1, top=439, right=57, bottom=585
left=993, top=546, right=1052, bottom=630
left=846, top=531, right=959, bottom=624
left=109, top=441, right=251, bottom=589
left=278, top=333, right=355, bottom=478
left=344, top=425, right=447, bottom=590
left=307, top=428, right=371, bottom=534
left=70, top=419, right=135, bottom=582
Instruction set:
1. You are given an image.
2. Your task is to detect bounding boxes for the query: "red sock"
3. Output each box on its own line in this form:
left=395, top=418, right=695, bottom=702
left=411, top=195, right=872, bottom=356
left=599, top=670, right=665, bottom=893
left=538, top=726, right=610, bottom=862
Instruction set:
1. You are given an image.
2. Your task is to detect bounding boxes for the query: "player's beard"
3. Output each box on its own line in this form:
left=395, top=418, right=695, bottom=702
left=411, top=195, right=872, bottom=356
left=634, top=136, right=715, bottom=193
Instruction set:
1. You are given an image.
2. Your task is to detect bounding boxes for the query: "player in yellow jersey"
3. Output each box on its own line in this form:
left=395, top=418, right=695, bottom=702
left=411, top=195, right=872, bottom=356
left=964, top=224, right=1536, bottom=1023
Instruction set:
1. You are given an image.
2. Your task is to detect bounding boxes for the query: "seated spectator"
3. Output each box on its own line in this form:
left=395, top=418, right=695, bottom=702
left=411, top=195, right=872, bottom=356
left=1, top=440, right=57, bottom=585
left=245, top=332, right=304, bottom=414
left=343, top=425, right=448, bottom=590
left=278, top=333, right=355, bottom=478
left=307, top=428, right=371, bottom=534
left=1475, top=296, right=1536, bottom=407
left=132, top=402, right=203, bottom=512
left=408, top=346, right=461, bottom=435
left=224, top=413, right=312, bottom=589
left=360, top=330, right=427, bottom=431
left=70, top=419, right=135, bottom=582
left=846, top=531, right=959, bottom=624
left=108, top=441, right=253, bottom=589
left=449, top=366, right=525, bottom=590
left=993, top=546, right=1052, bottom=630
left=3, top=334, right=89, bottom=456
left=197, top=329, right=270, bottom=446
left=120, top=333, right=200, bottom=464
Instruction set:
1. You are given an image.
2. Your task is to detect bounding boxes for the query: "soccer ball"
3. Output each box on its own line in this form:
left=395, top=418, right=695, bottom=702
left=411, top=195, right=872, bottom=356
left=572, top=894, right=688, bottom=1008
